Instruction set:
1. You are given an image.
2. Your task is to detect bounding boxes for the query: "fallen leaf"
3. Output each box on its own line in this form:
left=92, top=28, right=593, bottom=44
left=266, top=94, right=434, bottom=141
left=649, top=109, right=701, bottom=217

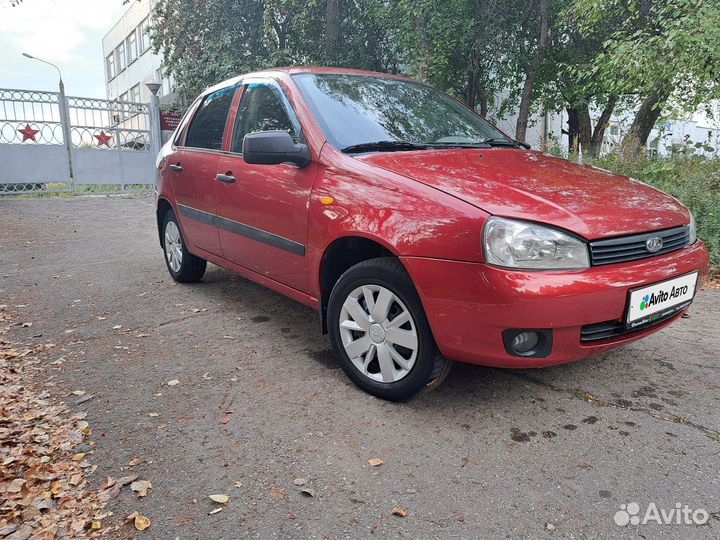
left=131, top=480, right=152, bottom=497
left=368, top=458, right=384, bottom=467
left=208, top=508, right=223, bottom=515
left=128, top=458, right=142, bottom=467
left=134, top=514, right=151, bottom=531
left=20, top=321, right=32, bottom=328
left=209, top=494, right=229, bottom=504
left=392, top=507, right=408, bottom=517
left=234, top=481, right=242, bottom=488
left=293, top=478, right=306, bottom=486
left=7, top=478, right=26, bottom=493
left=167, top=379, right=180, bottom=386
left=71, top=390, right=86, bottom=396
left=100, top=476, right=116, bottom=490
left=300, top=488, right=316, bottom=497
left=112, top=325, right=122, bottom=330
left=148, top=412, right=160, bottom=417
left=202, top=372, right=212, bottom=380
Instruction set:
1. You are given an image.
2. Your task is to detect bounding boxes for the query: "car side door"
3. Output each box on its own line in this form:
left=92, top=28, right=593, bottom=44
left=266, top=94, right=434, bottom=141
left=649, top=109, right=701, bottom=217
left=170, top=85, right=236, bottom=257
left=216, top=79, right=318, bottom=292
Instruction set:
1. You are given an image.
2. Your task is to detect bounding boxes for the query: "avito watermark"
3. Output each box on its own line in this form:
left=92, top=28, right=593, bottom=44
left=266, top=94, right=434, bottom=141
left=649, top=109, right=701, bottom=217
left=614, top=502, right=709, bottom=527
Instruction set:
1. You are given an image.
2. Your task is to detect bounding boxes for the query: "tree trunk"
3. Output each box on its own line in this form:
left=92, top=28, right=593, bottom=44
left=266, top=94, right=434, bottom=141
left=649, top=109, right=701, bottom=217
left=623, top=82, right=672, bottom=154
left=515, top=0, right=549, bottom=142
left=324, top=0, right=340, bottom=63
left=576, top=105, right=592, bottom=154
left=587, top=96, right=616, bottom=158
left=480, top=95, right=488, bottom=117
left=465, top=70, right=477, bottom=109
left=565, top=107, right=580, bottom=154
left=413, top=2, right=431, bottom=82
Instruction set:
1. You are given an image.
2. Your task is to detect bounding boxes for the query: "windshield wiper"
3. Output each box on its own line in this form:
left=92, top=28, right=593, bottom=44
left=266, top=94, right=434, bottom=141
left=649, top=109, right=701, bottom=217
left=480, top=137, right=530, bottom=149
left=428, top=142, right=491, bottom=149
left=341, top=140, right=429, bottom=154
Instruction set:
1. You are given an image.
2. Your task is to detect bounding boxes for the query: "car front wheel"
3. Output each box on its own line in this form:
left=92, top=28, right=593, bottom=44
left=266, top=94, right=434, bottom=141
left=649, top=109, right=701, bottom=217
left=328, top=258, right=453, bottom=401
left=162, top=209, right=206, bottom=283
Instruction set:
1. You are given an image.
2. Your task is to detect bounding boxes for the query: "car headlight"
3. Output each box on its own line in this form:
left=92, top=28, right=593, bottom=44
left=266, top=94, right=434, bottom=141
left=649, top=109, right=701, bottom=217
left=483, top=217, right=589, bottom=270
left=688, top=212, right=697, bottom=245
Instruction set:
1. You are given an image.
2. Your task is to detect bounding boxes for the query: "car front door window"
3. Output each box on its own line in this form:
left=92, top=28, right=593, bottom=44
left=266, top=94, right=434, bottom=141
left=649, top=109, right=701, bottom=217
left=231, top=83, right=299, bottom=153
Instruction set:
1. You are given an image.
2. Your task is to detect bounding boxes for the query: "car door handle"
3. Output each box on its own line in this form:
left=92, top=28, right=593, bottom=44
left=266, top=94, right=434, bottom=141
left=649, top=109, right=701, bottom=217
left=216, top=173, right=236, bottom=183
left=169, top=163, right=183, bottom=173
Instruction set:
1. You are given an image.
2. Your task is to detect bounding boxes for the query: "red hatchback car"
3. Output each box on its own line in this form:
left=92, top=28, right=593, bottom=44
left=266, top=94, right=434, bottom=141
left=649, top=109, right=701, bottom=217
left=155, top=67, right=709, bottom=400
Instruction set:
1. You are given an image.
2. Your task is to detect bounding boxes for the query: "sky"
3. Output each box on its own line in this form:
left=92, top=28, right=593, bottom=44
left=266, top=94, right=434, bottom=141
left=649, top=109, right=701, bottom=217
left=0, top=0, right=128, bottom=98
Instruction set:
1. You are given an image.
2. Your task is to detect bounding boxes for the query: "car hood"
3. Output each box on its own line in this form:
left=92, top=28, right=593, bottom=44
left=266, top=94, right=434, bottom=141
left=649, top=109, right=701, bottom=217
left=358, top=149, right=689, bottom=240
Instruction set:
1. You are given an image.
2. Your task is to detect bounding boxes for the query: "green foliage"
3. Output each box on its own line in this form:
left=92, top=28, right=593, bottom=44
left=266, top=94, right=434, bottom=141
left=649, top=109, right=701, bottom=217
left=588, top=153, right=720, bottom=265
left=571, top=0, right=720, bottom=114
left=151, top=0, right=397, bottom=98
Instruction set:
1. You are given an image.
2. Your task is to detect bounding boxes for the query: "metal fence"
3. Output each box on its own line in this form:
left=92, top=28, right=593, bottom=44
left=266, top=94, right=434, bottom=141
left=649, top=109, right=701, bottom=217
left=0, top=87, right=161, bottom=196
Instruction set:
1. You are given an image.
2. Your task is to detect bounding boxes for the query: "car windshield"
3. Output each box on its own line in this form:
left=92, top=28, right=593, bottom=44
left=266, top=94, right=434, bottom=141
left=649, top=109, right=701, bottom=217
left=292, top=73, right=510, bottom=151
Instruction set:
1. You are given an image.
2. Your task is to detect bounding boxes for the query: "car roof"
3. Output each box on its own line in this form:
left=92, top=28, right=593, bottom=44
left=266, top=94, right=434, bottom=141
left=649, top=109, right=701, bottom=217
left=202, top=66, right=416, bottom=97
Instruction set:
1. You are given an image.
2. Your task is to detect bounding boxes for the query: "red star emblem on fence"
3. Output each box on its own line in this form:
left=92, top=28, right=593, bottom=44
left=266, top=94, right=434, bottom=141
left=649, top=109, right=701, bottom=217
left=95, top=131, right=113, bottom=147
left=18, top=124, right=40, bottom=142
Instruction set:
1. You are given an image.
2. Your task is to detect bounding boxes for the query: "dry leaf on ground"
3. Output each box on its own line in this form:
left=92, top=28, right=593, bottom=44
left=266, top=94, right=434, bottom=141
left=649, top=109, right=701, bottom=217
left=392, top=507, right=408, bottom=517
left=368, top=458, right=384, bottom=467
left=209, top=494, right=229, bottom=504
left=0, top=306, right=110, bottom=537
left=126, top=511, right=151, bottom=531
left=131, top=480, right=152, bottom=497
left=167, top=379, right=180, bottom=386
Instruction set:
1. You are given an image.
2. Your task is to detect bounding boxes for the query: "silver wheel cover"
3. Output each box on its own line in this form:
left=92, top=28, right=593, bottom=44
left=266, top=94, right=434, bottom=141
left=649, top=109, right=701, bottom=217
left=339, top=284, right=418, bottom=383
left=164, top=220, right=183, bottom=273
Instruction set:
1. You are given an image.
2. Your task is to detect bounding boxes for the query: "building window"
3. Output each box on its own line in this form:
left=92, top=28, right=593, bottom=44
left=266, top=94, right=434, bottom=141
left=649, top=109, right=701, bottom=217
left=138, top=17, right=150, bottom=53
left=127, top=30, right=138, bottom=64
left=106, top=53, right=116, bottom=81
left=116, top=42, right=127, bottom=72
left=130, top=84, right=141, bottom=103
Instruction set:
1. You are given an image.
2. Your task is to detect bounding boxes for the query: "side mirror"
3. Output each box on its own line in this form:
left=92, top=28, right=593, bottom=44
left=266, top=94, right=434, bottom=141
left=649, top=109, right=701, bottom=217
left=242, top=131, right=311, bottom=167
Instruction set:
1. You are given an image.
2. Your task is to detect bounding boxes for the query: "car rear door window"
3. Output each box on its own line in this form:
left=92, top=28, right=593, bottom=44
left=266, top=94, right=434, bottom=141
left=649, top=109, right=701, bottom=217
left=184, top=86, right=235, bottom=151
left=231, top=83, right=299, bottom=153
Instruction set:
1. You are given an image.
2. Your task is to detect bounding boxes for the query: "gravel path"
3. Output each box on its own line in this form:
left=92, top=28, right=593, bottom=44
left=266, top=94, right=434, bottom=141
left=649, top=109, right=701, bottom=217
left=1, top=196, right=718, bottom=539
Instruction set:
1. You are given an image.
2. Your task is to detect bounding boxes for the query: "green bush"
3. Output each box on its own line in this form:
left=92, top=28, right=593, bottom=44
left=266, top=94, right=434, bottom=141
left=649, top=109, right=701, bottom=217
left=586, top=154, right=720, bottom=267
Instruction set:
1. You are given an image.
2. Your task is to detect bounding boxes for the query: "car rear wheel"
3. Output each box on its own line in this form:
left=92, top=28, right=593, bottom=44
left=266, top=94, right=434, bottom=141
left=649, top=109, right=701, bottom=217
left=328, top=258, right=453, bottom=401
left=162, top=209, right=206, bottom=283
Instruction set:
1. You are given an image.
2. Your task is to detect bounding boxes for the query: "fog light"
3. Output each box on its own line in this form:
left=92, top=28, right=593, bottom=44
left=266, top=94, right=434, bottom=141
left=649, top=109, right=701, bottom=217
left=511, top=331, right=539, bottom=354
left=502, top=329, right=553, bottom=358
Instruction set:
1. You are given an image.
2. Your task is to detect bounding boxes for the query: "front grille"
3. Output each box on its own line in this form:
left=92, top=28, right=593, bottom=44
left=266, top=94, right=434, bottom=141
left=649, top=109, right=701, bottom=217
left=589, top=226, right=690, bottom=266
left=580, top=311, right=682, bottom=343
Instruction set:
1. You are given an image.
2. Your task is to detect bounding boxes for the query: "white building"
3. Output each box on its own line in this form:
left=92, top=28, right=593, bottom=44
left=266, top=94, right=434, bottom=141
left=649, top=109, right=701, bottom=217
left=491, top=100, right=720, bottom=159
left=101, top=0, right=179, bottom=107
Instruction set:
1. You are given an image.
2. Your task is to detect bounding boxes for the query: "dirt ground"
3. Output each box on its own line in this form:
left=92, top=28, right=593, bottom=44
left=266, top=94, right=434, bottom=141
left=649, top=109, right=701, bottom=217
left=1, top=196, right=719, bottom=540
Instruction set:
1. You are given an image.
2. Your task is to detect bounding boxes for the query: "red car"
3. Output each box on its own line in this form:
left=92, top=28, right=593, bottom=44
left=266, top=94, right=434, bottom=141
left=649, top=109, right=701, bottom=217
left=155, top=67, right=709, bottom=400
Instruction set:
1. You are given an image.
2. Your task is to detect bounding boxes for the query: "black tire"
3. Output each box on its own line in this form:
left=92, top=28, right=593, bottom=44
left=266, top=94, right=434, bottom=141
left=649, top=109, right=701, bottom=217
left=161, top=209, right=207, bottom=283
left=327, top=257, right=453, bottom=401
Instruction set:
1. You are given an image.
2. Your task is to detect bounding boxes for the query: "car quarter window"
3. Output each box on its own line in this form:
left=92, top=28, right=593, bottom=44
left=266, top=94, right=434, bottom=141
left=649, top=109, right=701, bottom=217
left=231, top=83, right=299, bottom=153
left=172, top=96, right=201, bottom=147
left=184, top=86, right=235, bottom=151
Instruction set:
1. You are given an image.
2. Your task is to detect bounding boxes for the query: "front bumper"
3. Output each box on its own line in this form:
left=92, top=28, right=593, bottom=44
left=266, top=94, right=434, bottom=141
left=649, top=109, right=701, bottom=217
left=401, top=241, right=710, bottom=368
